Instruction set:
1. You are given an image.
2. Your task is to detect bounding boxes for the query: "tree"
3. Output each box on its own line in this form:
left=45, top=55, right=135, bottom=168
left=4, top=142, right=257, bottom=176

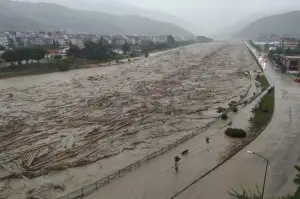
left=294, top=165, right=300, bottom=185
left=1, top=50, right=16, bottom=65
left=67, top=45, right=82, bottom=59
left=121, top=42, right=130, bottom=54
left=285, top=48, right=293, bottom=55
left=263, top=44, right=270, bottom=52
left=17, top=47, right=32, bottom=64
left=8, top=38, right=15, bottom=49
left=0, top=45, right=5, bottom=51
left=82, top=39, right=114, bottom=61
left=32, top=46, right=47, bottom=63
left=167, top=35, right=176, bottom=47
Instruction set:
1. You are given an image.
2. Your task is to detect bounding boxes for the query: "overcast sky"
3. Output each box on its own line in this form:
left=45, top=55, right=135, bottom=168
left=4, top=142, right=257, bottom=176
left=17, top=0, right=300, bottom=35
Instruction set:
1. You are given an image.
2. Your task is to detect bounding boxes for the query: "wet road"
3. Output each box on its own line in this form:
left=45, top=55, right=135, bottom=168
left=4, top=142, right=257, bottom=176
left=175, top=43, right=300, bottom=199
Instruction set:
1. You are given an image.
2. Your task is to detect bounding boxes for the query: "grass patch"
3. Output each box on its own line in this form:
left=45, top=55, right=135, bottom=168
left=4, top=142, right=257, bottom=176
left=250, top=87, right=274, bottom=132
left=256, top=75, right=270, bottom=90
left=225, top=128, right=247, bottom=138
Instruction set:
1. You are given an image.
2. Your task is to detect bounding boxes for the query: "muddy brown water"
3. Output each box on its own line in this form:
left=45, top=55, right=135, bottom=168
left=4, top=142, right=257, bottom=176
left=0, top=42, right=258, bottom=199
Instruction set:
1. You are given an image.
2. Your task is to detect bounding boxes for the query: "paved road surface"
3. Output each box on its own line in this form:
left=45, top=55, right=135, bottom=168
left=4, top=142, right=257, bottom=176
left=174, top=44, right=300, bottom=199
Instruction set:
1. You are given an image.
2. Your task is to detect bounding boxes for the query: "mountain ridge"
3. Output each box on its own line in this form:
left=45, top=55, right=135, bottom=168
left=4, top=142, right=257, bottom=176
left=234, top=10, right=300, bottom=39
left=0, top=0, right=193, bottom=36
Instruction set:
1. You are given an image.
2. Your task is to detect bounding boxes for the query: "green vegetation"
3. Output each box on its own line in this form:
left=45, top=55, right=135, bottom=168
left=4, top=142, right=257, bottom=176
left=232, top=106, right=238, bottom=113
left=0, top=36, right=196, bottom=78
left=53, top=55, right=62, bottom=60
left=228, top=188, right=296, bottom=199
left=225, top=128, right=247, bottom=138
left=0, top=45, right=5, bottom=51
left=1, top=46, right=47, bottom=65
left=221, top=113, right=228, bottom=120
left=250, top=87, right=274, bottom=132
left=256, top=74, right=270, bottom=90
left=217, top=107, right=226, bottom=113
left=140, top=36, right=195, bottom=55
left=121, top=42, right=130, bottom=54
left=55, top=60, right=71, bottom=71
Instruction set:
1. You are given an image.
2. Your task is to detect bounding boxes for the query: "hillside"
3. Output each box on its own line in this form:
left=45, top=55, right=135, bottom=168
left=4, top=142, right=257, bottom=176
left=0, top=0, right=193, bottom=36
left=234, top=11, right=300, bottom=39
left=35, top=0, right=202, bottom=35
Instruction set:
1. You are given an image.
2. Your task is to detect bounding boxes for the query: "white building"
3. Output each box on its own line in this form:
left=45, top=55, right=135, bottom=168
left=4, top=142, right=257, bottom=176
left=0, top=33, right=8, bottom=47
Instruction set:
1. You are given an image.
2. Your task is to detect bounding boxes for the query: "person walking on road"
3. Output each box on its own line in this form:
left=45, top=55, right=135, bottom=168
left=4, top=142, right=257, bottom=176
left=174, top=156, right=181, bottom=173
left=206, top=137, right=210, bottom=152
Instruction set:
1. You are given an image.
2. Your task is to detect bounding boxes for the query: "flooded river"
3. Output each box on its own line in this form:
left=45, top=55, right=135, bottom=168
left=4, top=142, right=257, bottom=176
left=0, top=42, right=257, bottom=199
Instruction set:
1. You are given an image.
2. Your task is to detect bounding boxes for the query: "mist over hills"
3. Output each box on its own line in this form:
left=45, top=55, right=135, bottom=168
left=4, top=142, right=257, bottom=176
left=234, top=11, right=300, bottom=39
left=0, top=0, right=193, bottom=36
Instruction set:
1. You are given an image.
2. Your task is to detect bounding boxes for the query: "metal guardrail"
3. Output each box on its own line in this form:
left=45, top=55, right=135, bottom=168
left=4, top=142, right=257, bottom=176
left=57, top=73, right=253, bottom=199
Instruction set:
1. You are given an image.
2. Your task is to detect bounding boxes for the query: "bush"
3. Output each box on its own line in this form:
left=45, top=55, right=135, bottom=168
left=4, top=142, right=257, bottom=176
left=228, top=101, right=237, bottom=107
left=217, top=107, right=226, bottom=113
left=225, top=128, right=246, bottom=138
left=57, top=65, right=69, bottom=71
left=144, top=52, right=149, bottom=58
left=53, top=55, right=62, bottom=60
left=232, top=106, right=238, bottom=113
left=130, top=52, right=137, bottom=57
left=55, top=60, right=71, bottom=71
left=221, top=113, right=228, bottom=120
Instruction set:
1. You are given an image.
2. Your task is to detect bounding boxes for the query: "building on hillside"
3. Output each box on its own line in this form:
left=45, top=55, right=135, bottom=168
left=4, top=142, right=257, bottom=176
left=0, top=33, right=8, bottom=47
left=22, top=37, right=54, bottom=47
left=280, top=37, right=299, bottom=50
left=56, top=35, right=69, bottom=48
left=126, top=35, right=140, bottom=45
left=112, top=35, right=128, bottom=46
left=100, top=35, right=112, bottom=44
left=67, top=35, right=78, bottom=46
left=280, top=55, right=300, bottom=71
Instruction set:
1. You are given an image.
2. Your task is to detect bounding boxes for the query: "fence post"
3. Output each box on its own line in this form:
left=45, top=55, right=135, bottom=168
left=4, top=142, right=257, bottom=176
left=147, top=155, right=149, bottom=162
left=107, top=175, right=110, bottom=183
left=96, top=182, right=98, bottom=189
left=161, top=148, right=164, bottom=155
left=81, top=188, right=84, bottom=196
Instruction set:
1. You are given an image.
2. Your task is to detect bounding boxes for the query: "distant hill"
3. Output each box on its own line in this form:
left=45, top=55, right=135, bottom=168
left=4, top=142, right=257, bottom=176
left=234, top=11, right=300, bottom=39
left=0, top=0, right=193, bottom=36
left=19, top=0, right=202, bottom=35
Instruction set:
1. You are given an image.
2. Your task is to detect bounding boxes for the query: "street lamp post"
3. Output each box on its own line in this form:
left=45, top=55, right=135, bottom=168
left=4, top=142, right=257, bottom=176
left=247, top=151, right=270, bottom=199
